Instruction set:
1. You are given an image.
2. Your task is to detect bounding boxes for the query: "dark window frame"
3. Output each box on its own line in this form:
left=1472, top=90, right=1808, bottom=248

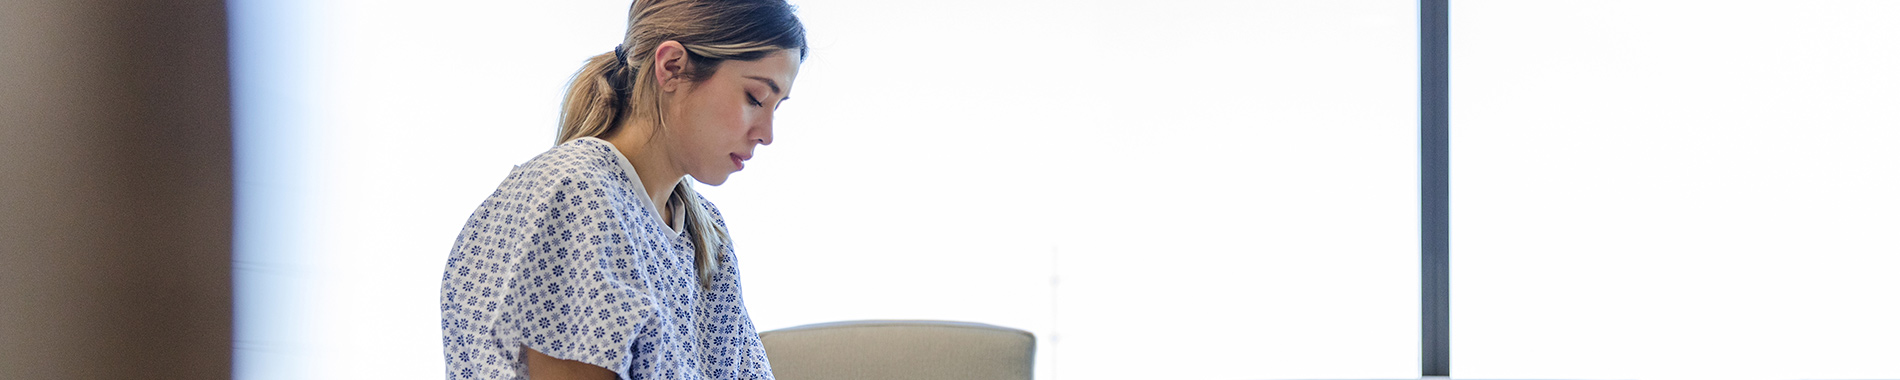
left=1421, top=0, right=1451, bottom=377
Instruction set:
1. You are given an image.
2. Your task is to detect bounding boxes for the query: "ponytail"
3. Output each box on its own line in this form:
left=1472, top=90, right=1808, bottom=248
left=556, top=47, right=657, bottom=145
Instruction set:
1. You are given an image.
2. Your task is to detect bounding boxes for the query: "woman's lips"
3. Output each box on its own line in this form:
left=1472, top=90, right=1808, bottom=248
left=730, top=153, right=744, bottom=171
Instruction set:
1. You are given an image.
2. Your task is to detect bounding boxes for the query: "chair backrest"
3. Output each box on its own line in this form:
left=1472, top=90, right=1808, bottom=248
left=760, top=320, right=1035, bottom=380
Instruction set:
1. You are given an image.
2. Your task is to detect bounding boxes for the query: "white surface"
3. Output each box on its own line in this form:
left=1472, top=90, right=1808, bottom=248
left=233, top=1, right=1421, bottom=379
left=1452, top=1, right=1900, bottom=379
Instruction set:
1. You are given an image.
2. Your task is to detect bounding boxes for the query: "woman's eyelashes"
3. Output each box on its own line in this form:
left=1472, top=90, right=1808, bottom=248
left=745, top=93, right=763, bottom=107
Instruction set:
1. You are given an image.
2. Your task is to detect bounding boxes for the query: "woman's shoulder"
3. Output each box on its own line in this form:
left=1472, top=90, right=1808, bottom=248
left=500, top=138, right=629, bottom=195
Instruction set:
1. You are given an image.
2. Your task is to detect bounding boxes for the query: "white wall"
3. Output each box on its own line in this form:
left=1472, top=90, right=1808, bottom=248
left=233, top=1, right=1421, bottom=379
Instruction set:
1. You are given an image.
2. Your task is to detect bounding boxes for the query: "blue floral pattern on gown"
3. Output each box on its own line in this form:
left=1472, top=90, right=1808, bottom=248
left=441, top=137, right=772, bottom=380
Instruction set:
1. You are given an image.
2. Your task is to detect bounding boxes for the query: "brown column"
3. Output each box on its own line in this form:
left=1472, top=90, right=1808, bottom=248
left=0, top=0, right=233, bottom=378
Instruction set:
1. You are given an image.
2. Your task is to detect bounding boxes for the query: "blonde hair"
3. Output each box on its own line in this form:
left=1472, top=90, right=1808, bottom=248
left=556, top=0, right=806, bottom=289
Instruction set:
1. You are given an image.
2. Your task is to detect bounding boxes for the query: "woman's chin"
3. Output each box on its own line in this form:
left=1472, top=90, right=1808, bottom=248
left=694, top=173, right=731, bottom=186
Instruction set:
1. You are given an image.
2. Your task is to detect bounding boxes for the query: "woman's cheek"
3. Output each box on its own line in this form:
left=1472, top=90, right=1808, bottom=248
left=732, top=109, right=755, bottom=134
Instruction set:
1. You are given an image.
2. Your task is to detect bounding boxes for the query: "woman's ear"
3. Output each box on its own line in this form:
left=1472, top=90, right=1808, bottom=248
left=653, top=41, right=690, bottom=93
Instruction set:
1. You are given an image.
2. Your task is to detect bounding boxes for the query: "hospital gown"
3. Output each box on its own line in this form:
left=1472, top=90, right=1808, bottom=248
left=440, top=137, right=773, bottom=380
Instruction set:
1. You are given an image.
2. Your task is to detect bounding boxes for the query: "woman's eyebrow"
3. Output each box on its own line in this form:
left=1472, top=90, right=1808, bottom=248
left=743, top=76, right=781, bottom=96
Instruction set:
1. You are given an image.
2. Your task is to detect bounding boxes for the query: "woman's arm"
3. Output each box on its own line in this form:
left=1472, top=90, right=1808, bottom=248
left=523, top=346, right=616, bottom=380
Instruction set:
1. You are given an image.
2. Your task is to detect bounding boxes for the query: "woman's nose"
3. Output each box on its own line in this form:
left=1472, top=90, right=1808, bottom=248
left=755, top=118, right=774, bottom=145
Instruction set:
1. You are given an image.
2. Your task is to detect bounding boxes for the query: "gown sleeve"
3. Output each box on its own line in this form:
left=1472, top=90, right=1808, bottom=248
left=504, top=168, right=655, bottom=377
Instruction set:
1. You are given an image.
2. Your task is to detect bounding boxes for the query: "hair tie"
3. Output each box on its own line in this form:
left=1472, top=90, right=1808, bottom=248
left=613, top=44, right=628, bottom=64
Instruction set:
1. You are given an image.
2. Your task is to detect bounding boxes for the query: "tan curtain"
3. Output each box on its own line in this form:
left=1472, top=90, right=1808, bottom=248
left=0, top=0, right=233, bottom=378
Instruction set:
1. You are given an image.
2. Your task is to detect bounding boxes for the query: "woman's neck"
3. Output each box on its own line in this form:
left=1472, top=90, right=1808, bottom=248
left=601, top=129, right=683, bottom=218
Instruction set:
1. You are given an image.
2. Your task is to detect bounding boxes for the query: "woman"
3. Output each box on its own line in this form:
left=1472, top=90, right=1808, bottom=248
left=439, top=0, right=805, bottom=378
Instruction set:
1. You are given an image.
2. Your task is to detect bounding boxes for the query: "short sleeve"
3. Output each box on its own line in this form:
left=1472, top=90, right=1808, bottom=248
left=506, top=173, right=651, bottom=377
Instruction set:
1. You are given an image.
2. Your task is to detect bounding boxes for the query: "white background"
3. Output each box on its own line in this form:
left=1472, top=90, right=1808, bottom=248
left=232, top=0, right=1420, bottom=379
left=1452, top=1, right=1900, bottom=379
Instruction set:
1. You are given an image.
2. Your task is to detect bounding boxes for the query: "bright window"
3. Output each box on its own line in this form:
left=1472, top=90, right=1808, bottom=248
left=1452, top=1, right=1900, bottom=379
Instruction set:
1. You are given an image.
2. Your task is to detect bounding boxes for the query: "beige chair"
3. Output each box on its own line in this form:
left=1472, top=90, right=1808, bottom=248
left=760, top=320, right=1035, bottom=380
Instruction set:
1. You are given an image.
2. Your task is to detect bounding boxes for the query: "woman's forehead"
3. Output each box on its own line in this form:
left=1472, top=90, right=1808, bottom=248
left=723, top=50, right=800, bottom=85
